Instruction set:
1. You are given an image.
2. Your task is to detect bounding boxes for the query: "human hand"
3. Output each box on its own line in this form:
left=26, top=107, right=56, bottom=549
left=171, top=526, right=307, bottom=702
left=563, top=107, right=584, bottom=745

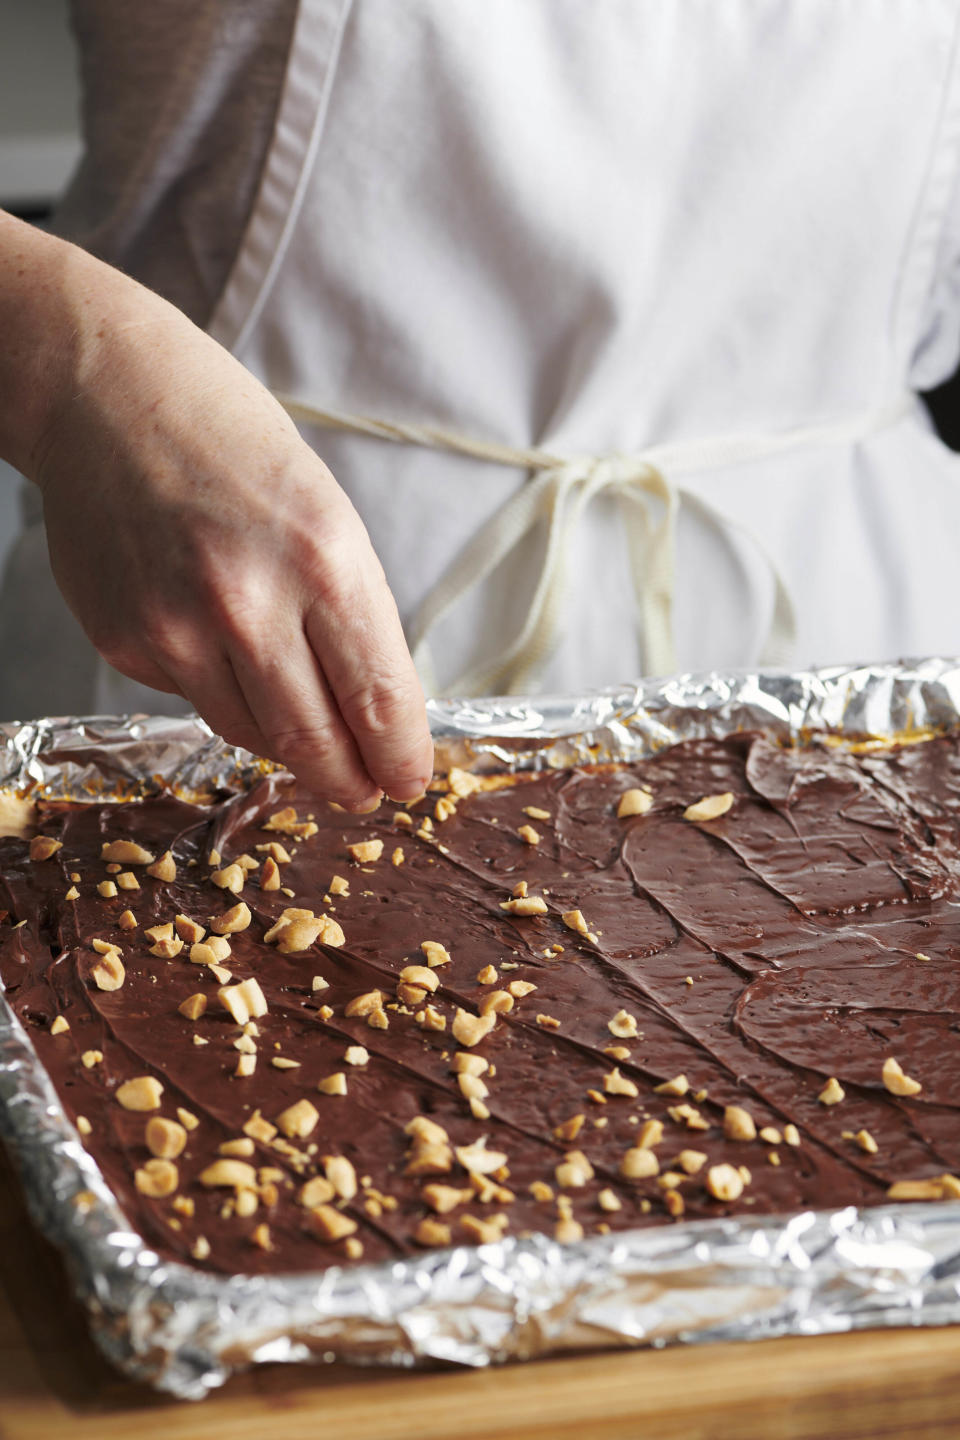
left=1, top=217, right=432, bottom=808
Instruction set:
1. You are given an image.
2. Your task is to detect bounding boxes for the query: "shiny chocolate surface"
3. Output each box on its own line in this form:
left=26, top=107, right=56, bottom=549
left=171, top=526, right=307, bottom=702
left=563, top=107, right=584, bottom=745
left=2, top=733, right=959, bottom=1274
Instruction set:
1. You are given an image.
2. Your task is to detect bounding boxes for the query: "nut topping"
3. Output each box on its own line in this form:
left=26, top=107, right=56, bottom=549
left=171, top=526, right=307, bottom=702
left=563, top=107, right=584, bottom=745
left=146, top=850, right=177, bottom=882
left=134, top=1158, right=178, bottom=1198
left=616, top=787, right=653, bottom=818
left=882, top=1057, right=922, bottom=1097
left=620, top=1146, right=660, bottom=1179
left=421, top=940, right=451, bottom=967
left=452, top=1009, right=496, bottom=1048
left=209, top=902, right=252, bottom=934
left=145, top=1117, right=187, bottom=1160
left=90, top=950, right=125, bottom=992
left=723, top=1105, right=757, bottom=1141
left=101, top=840, right=155, bottom=865
left=346, top=839, right=384, bottom=864
left=115, top=1076, right=163, bottom=1111
left=603, top=1067, right=639, bottom=1098
left=706, top=1163, right=745, bottom=1202
left=818, top=1077, right=846, bottom=1106
left=275, top=1099, right=319, bottom=1140
left=608, top=1009, right=639, bottom=1039
left=29, top=835, right=63, bottom=861
left=307, top=1205, right=358, bottom=1242
left=683, top=792, right=734, bottom=822
left=499, top=895, right=548, bottom=916
left=178, top=992, right=207, bottom=1021
left=653, top=1074, right=688, bottom=1097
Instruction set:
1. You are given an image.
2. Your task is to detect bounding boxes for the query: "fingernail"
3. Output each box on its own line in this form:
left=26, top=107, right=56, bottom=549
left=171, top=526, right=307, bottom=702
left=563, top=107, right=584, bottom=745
left=348, top=794, right=383, bottom=815
left=387, top=789, right=428, bottom=806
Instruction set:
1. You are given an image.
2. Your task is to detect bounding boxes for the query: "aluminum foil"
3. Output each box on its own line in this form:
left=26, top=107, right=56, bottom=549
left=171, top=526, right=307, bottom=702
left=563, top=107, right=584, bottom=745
left=3, top=657, right=960, bottom=1398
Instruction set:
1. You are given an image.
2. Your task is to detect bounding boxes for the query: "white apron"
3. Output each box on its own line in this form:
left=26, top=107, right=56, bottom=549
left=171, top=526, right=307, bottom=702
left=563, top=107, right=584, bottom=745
left=4, top=0, right=960, bottom=716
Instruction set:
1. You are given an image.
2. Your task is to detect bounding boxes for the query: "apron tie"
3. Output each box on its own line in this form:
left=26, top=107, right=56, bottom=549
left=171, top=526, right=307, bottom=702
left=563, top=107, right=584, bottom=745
left=275, top=395, right=912, bottom=696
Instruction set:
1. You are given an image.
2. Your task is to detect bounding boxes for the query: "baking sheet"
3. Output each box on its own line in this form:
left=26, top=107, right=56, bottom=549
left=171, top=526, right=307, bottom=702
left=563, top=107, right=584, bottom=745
left=2, top=658, right=960, bottom=1398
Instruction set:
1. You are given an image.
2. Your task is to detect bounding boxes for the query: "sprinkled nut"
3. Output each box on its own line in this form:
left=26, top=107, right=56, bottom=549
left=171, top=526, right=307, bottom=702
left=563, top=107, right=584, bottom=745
left=553, top=1115, right=584, bottom=1142
left=400, top=964, right=439, bottom=993
left=90, top=950, right=125, bottom=991
left=723, top=1105, right=757, bottom=1141
left=882, top=1057, right=922, bottom=1096
left=455, top=1139, right=507, bottom=1176
left=683, top=792, right=734, bottom=822
left=235, top=1053, right=256, bottom=1077
left=458, top=1072, right=489, bottom=1101
left=608, top=1009, right=639, bottom=1039
left=219, top=977, right=268, bottom=1026
left=664, top=1190, right=685, bottom=1218
left=452, top=1009, right=496, bottom=1048
left=476, top=964, right=499, bottom=985
left=272, top=1056, right=301, bottom=1069
left=517, top=824, right=540, bottom=846
left=555, top=1151, right=594, bottom=1188
left=637, top=1119, right=664, bottom=1148
left=783, top=1124, right=801, bottom=1147
left=598, top=1188, right=622, bottom=1212
left=706, top=1163, right=744, bottom=1202
left=886, top=1178, right=945, bottom=1202
left=415, top=1005, right=447, bottom=1031
left=347, top=839, right=384, bottom=864
left=344, top=1045, right=369, bottom=1066
left=818, top=1077, right=845, bottom=1106
left=677, top=1149, right=708, bottom=1175
left=478, top=989, right=514, bottom=1017
left=199, top=1159, right=258, bottom=1189
left=115, top=1076, right=163, bottom=1111
left=101, top=840, right=155, bottom=865
left=617, top=787, right=653, bottom=818
left=500, top=895, right=548, bottom=916
left=620, top=1146, right=660, bottom=1179
left=145, top=1117, right=187, bottom=1160
left=345, top=989, right=386, bottom=1018
left=435, top=796, right=457, bottom=823
left=562, top=910, right=589, bottom=936
left=97, top=880, right=118, bottom=899
left=603, top=1068, right=639, bottom=1098
left=422, top=1183, right=472, bottom=1214
left=243, top=1111, right=278, bottom=1143
left=178, top=993, right=207, bottom=1021
left=855, top=1129, right=879, bottom=1155
left=272, top=915, right=324, bottom=953
left=76, top=1115, right=91, bottom=1136
left=275, top=1099, right=319, bottom=1140
left=116, top=871, right=140, bottom=891
left=414, top=1217, right=452, bottom=1248
left=209, top=902, right=251, bottom=935
left=759, top=1127, right=783, bottom=1145
left=177, top=1107, right=199, bottom=1131
left=324, top=1154, right=358, bottom=1200
left=64, top=885, right=79, bottom=900
left=263, top=807, right=318, bottom=839
left=421, top=940, right=451, bottom=967
left=149, top=936, right=184, bottom=960
left=509, top=980, right=537, bottom=998
left=174, top=915, right=205, bottom=944
left=50, top=1015, right=70, bottom=1035
left=134, top=1158, right=178, bottom=1198
left=211, top=863, right=245, bottom=893
left=30, top=835, right=63, bottom=861
left=307, top=1204, right=358, bottom=1242
left=117, top=909, right=138, bottom=930
left=146, top=850, right=177, bottom=882
left=654, top=1074, right=688, bottom=1097
left=81, top=1049, right=103, bottom=1068
left=299, top=1176, right=336, bottom=1207
left=317, top=1072, right=348, bottom=1096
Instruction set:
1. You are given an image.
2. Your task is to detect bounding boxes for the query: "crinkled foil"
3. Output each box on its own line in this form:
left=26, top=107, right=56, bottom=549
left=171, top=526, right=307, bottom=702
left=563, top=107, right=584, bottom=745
left=3, top=659, right=960, bottom=1398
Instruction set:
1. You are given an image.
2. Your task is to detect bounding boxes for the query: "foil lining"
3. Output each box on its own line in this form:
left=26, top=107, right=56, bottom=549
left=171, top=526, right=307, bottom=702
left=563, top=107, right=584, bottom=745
left=2, top=658, right=960, bottom=1398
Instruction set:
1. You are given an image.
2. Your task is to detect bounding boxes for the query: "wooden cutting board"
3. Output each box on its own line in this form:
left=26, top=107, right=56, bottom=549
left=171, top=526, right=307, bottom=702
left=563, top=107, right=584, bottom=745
left=3, top=1143, right=960, bottom=1440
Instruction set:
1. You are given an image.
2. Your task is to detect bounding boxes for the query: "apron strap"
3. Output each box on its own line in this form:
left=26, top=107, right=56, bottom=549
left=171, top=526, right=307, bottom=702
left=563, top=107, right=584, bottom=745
left=275, top=395, right=913, bottom=696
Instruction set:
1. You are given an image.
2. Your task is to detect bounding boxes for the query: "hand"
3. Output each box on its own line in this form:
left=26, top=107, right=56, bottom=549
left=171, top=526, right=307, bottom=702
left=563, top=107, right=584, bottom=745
left=5, top=221, right=433, bottom=808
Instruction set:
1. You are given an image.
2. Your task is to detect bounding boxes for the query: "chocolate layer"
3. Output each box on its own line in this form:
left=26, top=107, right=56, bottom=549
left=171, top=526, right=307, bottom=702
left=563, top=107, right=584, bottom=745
left=2, top=732, right=960, bottom=1275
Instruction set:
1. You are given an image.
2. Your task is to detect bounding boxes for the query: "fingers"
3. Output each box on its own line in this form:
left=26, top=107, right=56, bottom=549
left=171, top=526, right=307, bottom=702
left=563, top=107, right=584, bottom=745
left=303, top=550, right=433, bottom=803
left=225, top=630, right=383, bottom=811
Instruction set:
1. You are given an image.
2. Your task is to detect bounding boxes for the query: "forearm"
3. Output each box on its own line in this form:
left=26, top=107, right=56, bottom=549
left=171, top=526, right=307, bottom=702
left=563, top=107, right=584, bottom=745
left=0, top=209, right=87, bottom=477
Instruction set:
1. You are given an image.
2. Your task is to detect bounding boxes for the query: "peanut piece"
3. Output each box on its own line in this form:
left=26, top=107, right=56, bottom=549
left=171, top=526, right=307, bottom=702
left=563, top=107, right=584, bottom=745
left=452, top=1009, right=496, bottom=1048
left=29, top=835, right=63, bottom=861
left=115, top=1076, right=163, bottom=1111
left=275, top=1098, right=319, bottom=1140
left=723, top=1105, right=757, bottom=1141
left=208, top=901, right=252, bottom=934
left=145, top=1117, right=187, bottom=1160
left=101, top=840, right=155, bottom=865
left=617, top=787, right=653, bottom=818
left=818, top=1077, right=845, bottom=1106
left=683, top=792, right=734, bottom=822
left=882, top=1057, right=922, bottom=1096
left=706, top=1163, right=745, bottom=1201
left=134, top=1158, right=178, bottom=1198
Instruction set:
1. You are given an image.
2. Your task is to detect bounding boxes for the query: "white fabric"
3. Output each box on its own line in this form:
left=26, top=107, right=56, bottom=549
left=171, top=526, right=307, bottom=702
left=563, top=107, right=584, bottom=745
left=4, top=0, right=960, bottom=718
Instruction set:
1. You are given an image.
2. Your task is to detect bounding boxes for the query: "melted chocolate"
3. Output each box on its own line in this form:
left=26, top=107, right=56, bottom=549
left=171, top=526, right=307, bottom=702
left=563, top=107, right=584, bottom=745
left=3, top=733, right=960, bottom=1275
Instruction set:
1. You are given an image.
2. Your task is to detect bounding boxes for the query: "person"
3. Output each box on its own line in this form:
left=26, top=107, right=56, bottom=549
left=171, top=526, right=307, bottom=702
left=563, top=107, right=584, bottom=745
left=2, top=1, right=960, bottom=808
